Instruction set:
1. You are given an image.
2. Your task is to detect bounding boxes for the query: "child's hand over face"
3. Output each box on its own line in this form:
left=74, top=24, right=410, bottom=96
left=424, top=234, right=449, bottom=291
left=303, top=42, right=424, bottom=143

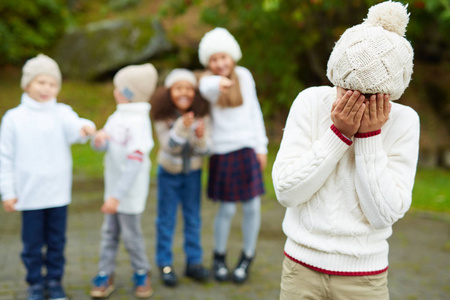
left=101, top=197, right=119, bottom=214
left=183, top=112, right=195, bottom=128
left=331, top=90, right=366, bottom=138
left=195, top=118, right=205, bottom=138
left=80, top=125, right=96, bottom=138
left=2, top=198, right=17, bottom=213
left=358, top=94, right=391, bottom=133
left=93, top=130, right=109, bottom=148
left=219, top=77, right=233, bottom=92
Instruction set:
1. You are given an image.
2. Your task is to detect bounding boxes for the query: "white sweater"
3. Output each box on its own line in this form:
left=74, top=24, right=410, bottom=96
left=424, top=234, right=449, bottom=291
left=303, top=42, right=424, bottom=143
left=102, top=102, right=153, bottom=214
left=272, top=86, right=420, bottom=273
left=0, top=93, right=95, bottom=210
left=199, top=66, right=268, bottom=155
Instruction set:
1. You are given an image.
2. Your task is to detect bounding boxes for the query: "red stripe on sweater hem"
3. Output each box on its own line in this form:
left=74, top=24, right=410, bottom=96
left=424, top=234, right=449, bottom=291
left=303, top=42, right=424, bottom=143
left=284, top=251, right=388, bottom=276
left=354, top=129, right=381, bottom=138
left=330, top=125, right=352, bottom=146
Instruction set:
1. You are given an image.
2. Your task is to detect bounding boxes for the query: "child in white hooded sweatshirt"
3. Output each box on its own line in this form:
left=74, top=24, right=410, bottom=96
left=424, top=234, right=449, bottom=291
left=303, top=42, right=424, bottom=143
left=272, top=2, right=420, bottom=299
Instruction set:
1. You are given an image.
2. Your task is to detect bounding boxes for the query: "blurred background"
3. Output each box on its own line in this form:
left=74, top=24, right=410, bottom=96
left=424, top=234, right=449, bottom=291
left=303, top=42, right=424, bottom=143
left=1, top=0, right=449, bottom=212
left=0, top=1, right=449, bottom=299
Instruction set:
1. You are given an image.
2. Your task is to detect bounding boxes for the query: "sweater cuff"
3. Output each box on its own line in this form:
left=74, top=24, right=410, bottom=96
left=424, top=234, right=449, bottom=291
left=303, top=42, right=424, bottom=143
left=330, top=125, right=353, bottom=146
left=354, top=130, right=381, bottom=138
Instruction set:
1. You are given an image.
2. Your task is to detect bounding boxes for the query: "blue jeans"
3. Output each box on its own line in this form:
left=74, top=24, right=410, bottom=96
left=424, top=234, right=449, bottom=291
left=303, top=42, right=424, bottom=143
left=21, top=206, right=67, bottom=285
left=156, top=166, right=203, bottom=267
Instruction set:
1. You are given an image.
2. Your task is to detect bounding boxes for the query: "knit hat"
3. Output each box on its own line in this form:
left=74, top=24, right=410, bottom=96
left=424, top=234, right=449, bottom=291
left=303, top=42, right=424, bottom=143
left=21, top=54, right=62, bottom=91
left=198, top=27, right=242, bottom=67
left=113, top=63, right=158, bottom=102
left=326, top=1, right=414, bottom=100
left=164, top=68, right=197, bottom=89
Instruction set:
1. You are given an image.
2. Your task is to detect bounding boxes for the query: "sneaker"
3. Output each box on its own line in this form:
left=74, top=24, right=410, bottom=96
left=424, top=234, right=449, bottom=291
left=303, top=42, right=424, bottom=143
left=185, top=264, right=210, bottom=282
left=90, top=272, right=115, bottom=298
left=232, top=251, right=254, bottom=284
left=27, top=284, right=45, bottom=300
left=212, top=252, right=229, bottom=282
left=159, top=266, right=178, bottom=287
left=133, top=270, right=153, bottom=298
left=46, top=280, right=68, bottom=300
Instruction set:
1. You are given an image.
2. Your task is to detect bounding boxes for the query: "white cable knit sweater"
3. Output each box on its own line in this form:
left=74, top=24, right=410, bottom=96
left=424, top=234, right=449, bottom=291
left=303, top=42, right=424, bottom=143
left=272, top=86, right=420, bottom=273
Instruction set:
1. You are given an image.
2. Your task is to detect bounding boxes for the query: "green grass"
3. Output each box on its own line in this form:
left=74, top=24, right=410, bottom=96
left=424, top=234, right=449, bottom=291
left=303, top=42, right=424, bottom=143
left=1, top=67, right=449, bottom=213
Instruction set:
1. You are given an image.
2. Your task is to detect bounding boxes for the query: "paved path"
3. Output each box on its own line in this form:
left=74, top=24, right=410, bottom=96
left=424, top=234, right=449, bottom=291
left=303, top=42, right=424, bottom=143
left=1, top=178, right=449, bottom=299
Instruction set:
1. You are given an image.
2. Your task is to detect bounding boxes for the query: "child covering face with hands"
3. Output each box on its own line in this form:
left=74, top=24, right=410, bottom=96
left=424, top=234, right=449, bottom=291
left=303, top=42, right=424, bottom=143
left=272, top=2, right=420, bottom=299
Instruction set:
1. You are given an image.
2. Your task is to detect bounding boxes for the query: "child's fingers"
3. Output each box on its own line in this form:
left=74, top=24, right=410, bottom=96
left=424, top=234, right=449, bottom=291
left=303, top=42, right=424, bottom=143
left=384, top=94, right=391, bottom=116
left=376, top=93, right=384, bottom=118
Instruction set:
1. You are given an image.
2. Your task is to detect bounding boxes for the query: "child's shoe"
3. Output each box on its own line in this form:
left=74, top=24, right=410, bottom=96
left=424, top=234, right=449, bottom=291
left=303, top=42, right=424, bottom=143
left=185, top=264, right=210, bottom=282
left=27, top=284, right=45, bottom=300
left=232, top=251, right=254, bottom=284
left=133, top=270, right=153, bottom=298
left=90, top=272, right=115, bottom=298
left=212, top=252, right=229, bottom=282
left=159, top=266, right=178, bottom=287
left=46, top=280, right=68, bottom=300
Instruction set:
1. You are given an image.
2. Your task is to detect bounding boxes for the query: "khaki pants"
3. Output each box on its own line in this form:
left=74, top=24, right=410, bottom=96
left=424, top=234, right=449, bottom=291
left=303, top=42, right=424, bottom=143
left=280, top=257, right=389, bottom=300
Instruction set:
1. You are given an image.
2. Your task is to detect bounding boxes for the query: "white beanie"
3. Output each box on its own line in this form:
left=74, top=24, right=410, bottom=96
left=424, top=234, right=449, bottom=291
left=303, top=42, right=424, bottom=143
left=198, top=27, right=242, bottom=67
left=113, top=63, right=158, bottom=102
left=21, top=54, right=62, bottom=91
left=326, top=1, right=414, bottom=100
left=164, top=68, right=197, bottom=89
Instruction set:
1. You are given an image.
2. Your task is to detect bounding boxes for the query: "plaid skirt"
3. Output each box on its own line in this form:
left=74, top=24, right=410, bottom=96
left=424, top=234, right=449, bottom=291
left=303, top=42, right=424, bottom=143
left=208, top=147, right=265, bottom=202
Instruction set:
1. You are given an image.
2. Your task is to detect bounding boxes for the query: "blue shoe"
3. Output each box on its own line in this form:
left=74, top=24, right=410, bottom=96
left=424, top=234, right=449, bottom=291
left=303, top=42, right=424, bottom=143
left=90, top=272, right=115, bottom=298
left=46, top=280, right=68, bottom=300
left=133, top=270, right=153, bottom=298
left=27, top=284, right=45, bottom=300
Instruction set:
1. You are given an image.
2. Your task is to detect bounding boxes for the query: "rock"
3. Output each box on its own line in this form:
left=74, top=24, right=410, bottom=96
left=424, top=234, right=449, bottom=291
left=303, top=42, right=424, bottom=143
left=53, top=18, right=171, bottom=80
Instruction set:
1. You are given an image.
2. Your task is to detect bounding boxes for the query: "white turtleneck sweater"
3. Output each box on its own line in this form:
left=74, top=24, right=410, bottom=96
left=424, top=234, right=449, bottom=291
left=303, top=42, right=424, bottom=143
left=272, top=86, right=420, bottom=273
left=0, top=93, right=95, bottom=211
left=102, top=102, right=154, bottom=214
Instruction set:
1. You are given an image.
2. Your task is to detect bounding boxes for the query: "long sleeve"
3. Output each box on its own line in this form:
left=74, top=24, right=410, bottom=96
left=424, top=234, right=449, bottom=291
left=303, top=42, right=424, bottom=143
left=199, top=75, right=222, bottom=103
left=190, top=116, right=212, bottom=156
left=154, top=118, right=187, bottom=155
left=354, top=106, right=420, bottom=229
left=60, top=104, right=95, bottom=144
left=272, top=87, right=350, bottom=207
left=0, top=113, right=17, bottom=201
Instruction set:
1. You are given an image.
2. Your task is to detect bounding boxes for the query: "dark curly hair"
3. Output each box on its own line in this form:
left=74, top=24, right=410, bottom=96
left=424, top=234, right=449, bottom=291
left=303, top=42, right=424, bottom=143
left=150, top=86, right=210, bottom=121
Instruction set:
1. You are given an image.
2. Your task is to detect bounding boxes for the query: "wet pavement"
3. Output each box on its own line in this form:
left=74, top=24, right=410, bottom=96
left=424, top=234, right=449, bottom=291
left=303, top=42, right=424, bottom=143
left=0, top=177, right=449, bottom=299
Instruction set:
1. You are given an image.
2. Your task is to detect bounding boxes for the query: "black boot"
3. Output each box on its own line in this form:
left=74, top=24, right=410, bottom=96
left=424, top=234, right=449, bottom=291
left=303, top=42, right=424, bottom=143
left=232, top=251, right=254, bottom=284
left=185, top=264, right=210, bottom=282
left=212, top=252, right=229, bottom=282
left=159, top=266, right=178, bottom=287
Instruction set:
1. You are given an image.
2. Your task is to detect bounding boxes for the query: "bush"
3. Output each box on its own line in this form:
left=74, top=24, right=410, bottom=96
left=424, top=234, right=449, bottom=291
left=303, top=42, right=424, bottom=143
left=0, top=0, right=68, bottom=65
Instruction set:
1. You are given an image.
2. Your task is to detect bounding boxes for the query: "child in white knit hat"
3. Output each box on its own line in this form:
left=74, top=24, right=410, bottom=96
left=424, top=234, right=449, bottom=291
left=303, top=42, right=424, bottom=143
left=150, top=68, right=211, bottom=287
left=89, top=63, right=157, bottom=299
left=198, top=27, right=269, bottom=284
left=0, top=54, right=96, bottom=300
left=272, top=2, right=419, bottom=299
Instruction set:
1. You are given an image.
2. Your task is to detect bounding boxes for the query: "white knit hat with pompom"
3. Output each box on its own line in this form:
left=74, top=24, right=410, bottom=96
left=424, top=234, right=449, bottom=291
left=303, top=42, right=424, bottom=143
left=326, top=1, right=414, bottom=100
left=198, top=27, right=242, bottom=67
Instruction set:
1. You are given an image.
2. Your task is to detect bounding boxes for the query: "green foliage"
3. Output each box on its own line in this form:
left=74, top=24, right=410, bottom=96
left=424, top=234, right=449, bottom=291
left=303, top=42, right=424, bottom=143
left=0, top=0, right=68, bottom=65
left=158, top=0, right=450, bottom=116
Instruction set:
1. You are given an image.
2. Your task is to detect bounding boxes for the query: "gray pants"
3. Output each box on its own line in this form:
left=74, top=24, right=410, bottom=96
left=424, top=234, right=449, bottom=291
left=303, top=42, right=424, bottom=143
left=98, top=213, right=150, bottom=275
left=214, top=196, right=261, bottom=257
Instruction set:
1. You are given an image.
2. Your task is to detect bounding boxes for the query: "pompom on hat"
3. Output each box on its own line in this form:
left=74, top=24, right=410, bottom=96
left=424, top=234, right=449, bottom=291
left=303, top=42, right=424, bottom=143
left=21, top=54, right=62, bottom=91
left=198, top=27, right=242, bottom=67
left=326, top=1, right=414, bottom=100
left=113, top=63, right=158, bottom=102
left=164, top=68, right=197, bottom=89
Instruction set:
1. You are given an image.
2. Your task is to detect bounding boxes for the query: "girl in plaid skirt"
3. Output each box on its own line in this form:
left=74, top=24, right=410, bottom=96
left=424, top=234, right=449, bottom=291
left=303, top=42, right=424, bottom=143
left=198, top=27, right=269, bottom=284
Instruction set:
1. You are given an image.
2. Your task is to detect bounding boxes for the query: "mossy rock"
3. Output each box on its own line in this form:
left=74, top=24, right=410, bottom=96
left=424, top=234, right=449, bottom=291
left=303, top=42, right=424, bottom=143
left=53, top=18, right=171, bottom=80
